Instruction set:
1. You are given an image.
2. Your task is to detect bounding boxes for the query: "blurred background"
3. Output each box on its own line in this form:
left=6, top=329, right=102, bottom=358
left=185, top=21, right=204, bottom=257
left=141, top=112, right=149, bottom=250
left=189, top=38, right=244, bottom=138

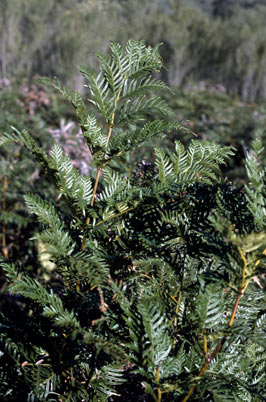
left=1, top=0, right=266, bottom=99
left=1, top=0, right=266, bottom=268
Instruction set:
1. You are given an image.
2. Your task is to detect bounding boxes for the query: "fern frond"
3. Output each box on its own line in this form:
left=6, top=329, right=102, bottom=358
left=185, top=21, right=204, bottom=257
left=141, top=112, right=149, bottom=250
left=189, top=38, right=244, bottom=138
left=245, top=139, right=266, bottom=230
left=79, top=66, right=113, bottom=123
left=108, top=120, right=180, bottom=156
left=195, top=284, right=224, bottom=330
left=172, top=140, right=234, bottom=184
left=155, top=148, right=175, bottom=184
left=49, top=142, right=93, bottom=215
left=121, top=76, right=168, bottom=100
left=117, top=96, right=173, bottom=123
left=39, top=77, right=87, bottom=129
left=23, top=193, right=62, bottom=229
left=125, top=39, right=163, bottom=79
left=83, top=113, right=106, bottom=154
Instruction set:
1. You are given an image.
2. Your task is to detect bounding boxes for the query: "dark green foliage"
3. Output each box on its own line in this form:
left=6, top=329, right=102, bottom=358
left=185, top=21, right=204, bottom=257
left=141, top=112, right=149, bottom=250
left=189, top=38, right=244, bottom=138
left=0, top=40, right=265, bottom=402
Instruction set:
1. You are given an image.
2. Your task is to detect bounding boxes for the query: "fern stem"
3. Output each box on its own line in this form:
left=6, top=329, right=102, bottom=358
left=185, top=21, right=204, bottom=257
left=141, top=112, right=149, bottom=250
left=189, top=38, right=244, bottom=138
left=228, top=290, right=243, bottom=327
left=156, top=366, right=162, bottom=402
left=105, top=87, right=121, bottom=149
left=181, top=359, right=210, bottom=402
left=171, top=292, right=182, bottom=347
left=90, top=167, right=102, bottom=207
left=203, top=328, right=208, bottom=359
left=81, top=89, right=122, bottom=250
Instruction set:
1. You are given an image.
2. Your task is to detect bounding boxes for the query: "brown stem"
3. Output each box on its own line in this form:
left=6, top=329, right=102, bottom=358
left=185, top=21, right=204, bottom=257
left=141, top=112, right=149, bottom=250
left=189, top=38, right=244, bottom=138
left=156, top=366, right=162, bottom=402
left=228, top=290, right=242, bottom=327
left=90, top=167, right=102, bottom=207
left=203, top=328, right=208, bottom=360
left=106, top=123, right=113, bottom=150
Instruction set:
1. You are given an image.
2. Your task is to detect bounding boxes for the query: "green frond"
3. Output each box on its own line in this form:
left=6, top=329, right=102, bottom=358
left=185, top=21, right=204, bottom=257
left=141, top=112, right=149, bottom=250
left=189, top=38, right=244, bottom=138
left=99, top=168, right=127, bottom=204
left=155, top=148, right=174, bottom=183
left=67, top=252, right=110, bottom=288
left=117, top=96, right=173, bottom=123
left=39, top=77, right=87, bottom=128
left=7, top=272, right=81, bottom=330
left=79, top=66, right=113, bottom=123
left=108, top=120, right=180, bottom=156
left=5, top=127, right=53, bottom=179
left=139, top=298, right=172, bottom=367
left=24, top=193, right=62, bottom=229
left=49, top=142, right=93, bottom=215
left=172, top=140, right=234, bottom=184
left=0, top=259, right=21, bottom=283
left=83, top=113, right=106, bottom=154
left=0, top=131, right=19, bottom=146
left=121, top=76, right=168, bottom=100
left=26, top=372, right=61, bottom=402
left=89, top=365, right=126, bottom=400
left=37, top=228, right=74, bottom=258
left=2, top=39, right=265, bottom=401
left=245, top=139, right=266, bottom=230
left=125, top=39, right=163, bottom=79
left=97, top=41, right=129, bottom=96
left=195, top=284, right=224, bottom=330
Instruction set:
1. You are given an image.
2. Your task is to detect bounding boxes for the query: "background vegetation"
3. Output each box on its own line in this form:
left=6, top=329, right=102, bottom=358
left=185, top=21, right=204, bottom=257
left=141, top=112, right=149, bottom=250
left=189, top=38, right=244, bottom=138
left=1, top=0, right=266, bottom=100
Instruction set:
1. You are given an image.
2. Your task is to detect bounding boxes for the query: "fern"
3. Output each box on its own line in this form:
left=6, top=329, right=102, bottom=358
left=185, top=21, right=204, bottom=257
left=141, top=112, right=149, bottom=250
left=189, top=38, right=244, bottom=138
left=245, top=139, right=266, bottom=230
left=1, top=40, right=265, bottom=402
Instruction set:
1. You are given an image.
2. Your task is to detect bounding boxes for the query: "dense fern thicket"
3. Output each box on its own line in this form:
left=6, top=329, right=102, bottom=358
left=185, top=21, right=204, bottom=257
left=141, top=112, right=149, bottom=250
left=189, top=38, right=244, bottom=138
left=0, top=40, right=265, bottom=402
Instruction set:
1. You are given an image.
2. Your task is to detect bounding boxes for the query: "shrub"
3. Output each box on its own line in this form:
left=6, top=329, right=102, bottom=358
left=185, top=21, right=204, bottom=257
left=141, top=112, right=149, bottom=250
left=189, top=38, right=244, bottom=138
left=0, top=40, right=265, bottom=402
